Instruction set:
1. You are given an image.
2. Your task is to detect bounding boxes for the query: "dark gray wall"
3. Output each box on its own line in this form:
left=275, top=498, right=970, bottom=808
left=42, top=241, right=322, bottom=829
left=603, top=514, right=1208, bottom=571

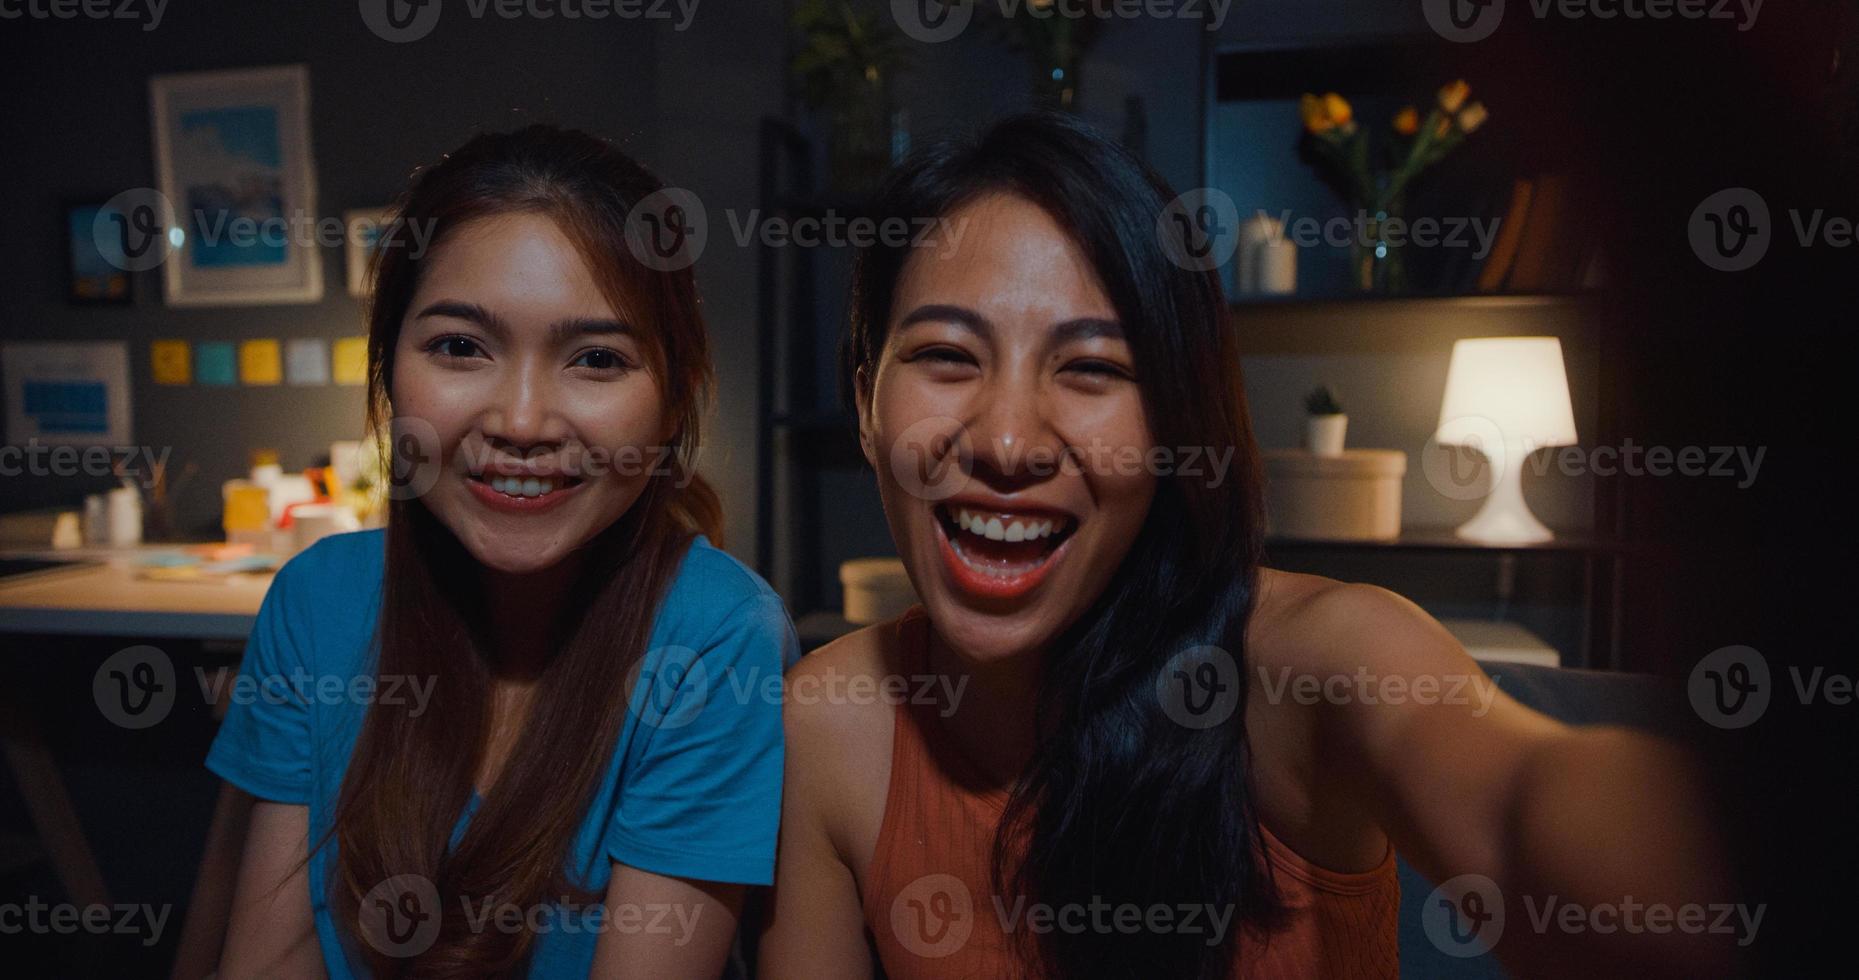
left=0, top=1, right=1209, bottom=568
left=0, top=2, right=815, bottom=561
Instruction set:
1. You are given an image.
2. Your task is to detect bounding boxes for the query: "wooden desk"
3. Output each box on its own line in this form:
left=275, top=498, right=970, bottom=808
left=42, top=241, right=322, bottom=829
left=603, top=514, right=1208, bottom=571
left=0, top=545, right=272, bottom=641
left=0, top=544, right=273, bottom=957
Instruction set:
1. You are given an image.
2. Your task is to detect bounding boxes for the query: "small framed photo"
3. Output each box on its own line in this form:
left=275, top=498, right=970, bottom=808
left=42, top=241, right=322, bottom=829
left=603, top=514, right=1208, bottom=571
left=63, top=199, right=134, bottom=305
left=149, top=64, right=323, bottom=306
left=345, top=207, right=393, bottom=298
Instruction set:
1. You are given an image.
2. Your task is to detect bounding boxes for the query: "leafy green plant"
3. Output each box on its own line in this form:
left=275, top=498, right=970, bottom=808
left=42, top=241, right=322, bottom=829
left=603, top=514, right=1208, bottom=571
left=1305, top=385, right=1344, bottom=416
left=790, top=0, right=909, bottom=110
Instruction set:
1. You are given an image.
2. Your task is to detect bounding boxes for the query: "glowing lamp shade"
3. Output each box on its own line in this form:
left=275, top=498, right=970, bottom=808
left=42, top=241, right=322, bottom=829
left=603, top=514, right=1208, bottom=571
left=1434, top=337, right=1577, bottom=544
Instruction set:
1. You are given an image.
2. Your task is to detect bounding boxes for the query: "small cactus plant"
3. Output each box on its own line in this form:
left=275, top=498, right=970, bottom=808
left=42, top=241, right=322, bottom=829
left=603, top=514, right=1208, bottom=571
left=1305, top=385, right=1344, bottom=416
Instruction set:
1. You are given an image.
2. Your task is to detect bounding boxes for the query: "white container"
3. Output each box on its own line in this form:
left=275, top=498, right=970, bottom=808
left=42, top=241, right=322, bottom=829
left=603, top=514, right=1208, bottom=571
left=840, top=558, right=919, bottom=625
left=1305, top=413, right=1348, bottom=456
left=1238, top=213, right=1297, bottom=296
left=289, top=503, right=360, bottom=554
left=106, top=485, right=143, bottom=547
left=1263, top=449, right=1406, bottom=541
left=82, top=494, right=109, bottom=544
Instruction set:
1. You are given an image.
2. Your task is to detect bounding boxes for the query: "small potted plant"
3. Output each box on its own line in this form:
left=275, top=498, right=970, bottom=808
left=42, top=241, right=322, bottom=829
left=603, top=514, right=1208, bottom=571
left=1304, top=385, right=1347, bottom=456
left=791, top=0, right=910, bottom=195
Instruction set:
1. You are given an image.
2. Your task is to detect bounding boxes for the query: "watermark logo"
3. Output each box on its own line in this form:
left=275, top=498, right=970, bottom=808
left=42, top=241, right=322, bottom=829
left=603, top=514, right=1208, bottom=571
left=0, top=441, right=172, bottom=487
left=625, top=187, right=709, bottom=273
left=1424, top=0, right=1505, bottom=43
left=193, top=667, right=438, bottom=718
left=887, top=416, right=975, bottom=502
left=890, top=0, right=973, bottom=43
left=1689, top=187, right=1770, bottom=272
left=1157, top=644, right=1241, bottom=729
left=1426, top=0, right=1760, bottom=40
left=625, top=645, right=710, bottom=730
left=0, top=0, right=167, bottom=30
left=385, top=415, right=443, bottom=501
left=891, top=873, right=975, bottom=958
left=1158, top=188, right=1240, bottom=272
left=1422, top=873, right=1506, bottom=957
left=90, top=190, right=435, bottom=271
left=361, top=0, right=699, bottom=41
left=1255, top=665, right=1500, bottom=717
left=94, top=188, right=179, bottom=273
left=359, top=874, right=442, bottom=958
left=1690, top=187, right=1857, bottom=270
left=0, top=897, right=171, bottom=946
left=93, top=645, right=176, bottom=729
left=1422, top=416, right=1512, bottom=502
left=360, top=0, right=443, bottom=41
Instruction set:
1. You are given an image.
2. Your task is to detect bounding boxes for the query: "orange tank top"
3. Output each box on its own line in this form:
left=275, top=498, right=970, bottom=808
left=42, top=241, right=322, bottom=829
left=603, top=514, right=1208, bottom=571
left=861, top=610, right=1401, bottom=979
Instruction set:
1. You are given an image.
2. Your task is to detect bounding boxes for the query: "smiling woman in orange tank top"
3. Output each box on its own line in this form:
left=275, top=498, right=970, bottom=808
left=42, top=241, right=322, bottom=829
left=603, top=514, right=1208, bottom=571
left=758, top=112, right=1735, bottom=980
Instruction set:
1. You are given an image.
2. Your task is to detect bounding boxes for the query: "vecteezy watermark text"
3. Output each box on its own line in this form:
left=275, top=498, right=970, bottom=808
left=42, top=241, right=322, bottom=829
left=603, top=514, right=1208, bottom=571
left=0, top=0, right=166, bottom=31
left=361, top=0, right=700, bottom=43
left=0, top=441, right=171, bottom=487
left=0, top=897, right=170, bottom=946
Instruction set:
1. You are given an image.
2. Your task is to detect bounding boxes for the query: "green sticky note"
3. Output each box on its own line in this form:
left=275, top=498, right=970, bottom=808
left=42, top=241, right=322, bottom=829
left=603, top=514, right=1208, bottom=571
left=196, top=342, right=236, bottom=386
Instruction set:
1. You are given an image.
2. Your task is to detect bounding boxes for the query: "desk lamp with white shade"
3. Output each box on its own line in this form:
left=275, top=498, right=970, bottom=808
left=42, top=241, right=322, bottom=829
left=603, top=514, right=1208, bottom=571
left=1433, top=336, right=1578, bottom=545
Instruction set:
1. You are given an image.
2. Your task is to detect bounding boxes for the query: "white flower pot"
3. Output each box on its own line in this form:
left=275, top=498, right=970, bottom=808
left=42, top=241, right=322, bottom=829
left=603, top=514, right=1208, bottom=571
left=1306, top=414, right=1348, bottom=456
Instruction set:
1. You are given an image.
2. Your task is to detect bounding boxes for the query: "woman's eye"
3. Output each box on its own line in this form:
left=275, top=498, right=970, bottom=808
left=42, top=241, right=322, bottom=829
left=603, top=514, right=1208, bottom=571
left=910, top=346, right=976, bottom=367
left=571, top=348, right=629, bottom=372
left=1066, top=359, right=1133, bottom=381
left=428, top=335, right=483, bottom=359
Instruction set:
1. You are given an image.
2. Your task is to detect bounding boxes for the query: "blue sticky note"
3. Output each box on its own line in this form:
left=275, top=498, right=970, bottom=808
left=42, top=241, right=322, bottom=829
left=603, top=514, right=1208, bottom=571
left=196, top=342, right=236, bottom=386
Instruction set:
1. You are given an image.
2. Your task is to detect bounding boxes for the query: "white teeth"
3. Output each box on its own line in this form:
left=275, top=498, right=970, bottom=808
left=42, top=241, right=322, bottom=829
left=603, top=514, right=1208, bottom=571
left=952, top=507, right=1067, bottom=542
left=487, top=475, right=560, bottom=498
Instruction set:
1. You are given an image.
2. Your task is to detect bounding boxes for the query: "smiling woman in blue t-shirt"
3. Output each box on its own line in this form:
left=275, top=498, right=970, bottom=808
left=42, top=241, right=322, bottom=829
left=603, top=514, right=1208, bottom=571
left=206, top=125, right=797, bottom=979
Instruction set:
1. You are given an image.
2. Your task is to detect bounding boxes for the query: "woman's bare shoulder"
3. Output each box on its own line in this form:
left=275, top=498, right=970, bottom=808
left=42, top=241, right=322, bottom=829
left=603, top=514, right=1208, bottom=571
left=783, top=618, right=908, bottom=752
left=1248, top=566, right=1454, bottom=675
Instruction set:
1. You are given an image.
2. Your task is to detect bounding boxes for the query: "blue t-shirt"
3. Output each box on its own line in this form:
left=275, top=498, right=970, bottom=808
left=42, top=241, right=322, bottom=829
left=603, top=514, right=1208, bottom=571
left=205, top=528, right=797, bottom=978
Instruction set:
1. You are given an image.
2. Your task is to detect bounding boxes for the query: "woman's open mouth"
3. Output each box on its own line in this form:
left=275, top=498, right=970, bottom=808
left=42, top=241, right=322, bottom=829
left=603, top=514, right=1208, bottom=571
left=464, top=471, right=586, bottom=513
left=932, top=502, right=1078, bottom=601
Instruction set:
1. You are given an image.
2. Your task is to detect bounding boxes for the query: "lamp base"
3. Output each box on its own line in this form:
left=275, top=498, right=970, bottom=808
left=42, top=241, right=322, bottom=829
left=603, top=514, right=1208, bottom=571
left=1454, top=501, right=1555, bottom=545
left=1452, top=448, right=1556, bottom=545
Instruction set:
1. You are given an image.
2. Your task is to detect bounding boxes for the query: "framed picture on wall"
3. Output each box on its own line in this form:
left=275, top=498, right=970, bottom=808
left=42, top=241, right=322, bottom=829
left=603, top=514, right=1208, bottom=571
left=149, top=64, right=323, bottom=306
left=63, top=199, right=134, bottom=305
left=344, top=207, right=392, bottom=298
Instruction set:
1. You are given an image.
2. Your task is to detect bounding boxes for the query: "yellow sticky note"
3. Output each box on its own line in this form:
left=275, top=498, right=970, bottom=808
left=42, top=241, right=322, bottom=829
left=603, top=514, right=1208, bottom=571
left=151, top=340, right=191, bottom=385
left=239, top=339, right=282, bottom=385
left=332, top=336, right=369, bottom=386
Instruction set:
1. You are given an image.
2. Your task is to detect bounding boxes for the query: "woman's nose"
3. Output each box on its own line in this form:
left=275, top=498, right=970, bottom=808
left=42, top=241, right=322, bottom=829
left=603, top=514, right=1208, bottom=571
left=478, top=368, right=568, bottom=450
left=964, top=376, right=1064, bottom=488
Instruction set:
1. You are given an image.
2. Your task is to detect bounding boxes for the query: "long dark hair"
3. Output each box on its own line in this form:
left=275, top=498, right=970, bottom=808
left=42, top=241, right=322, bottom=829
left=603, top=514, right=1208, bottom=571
left=330, top=124, right=722, bottom=977
left=845, top=112, right=1280, bottom=979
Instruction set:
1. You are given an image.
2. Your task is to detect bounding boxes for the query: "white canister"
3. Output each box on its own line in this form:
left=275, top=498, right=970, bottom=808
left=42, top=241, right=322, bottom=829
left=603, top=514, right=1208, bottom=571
left=106, top=485, right=143, bottom=547
left=1238, top=213, right=1297, bottom=296
left=82, top=494, right=109, bottom=545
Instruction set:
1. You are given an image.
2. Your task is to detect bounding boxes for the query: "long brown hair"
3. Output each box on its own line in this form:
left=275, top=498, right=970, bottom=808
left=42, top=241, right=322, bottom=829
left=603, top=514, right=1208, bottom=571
left=846, top=112, right=1281, bottom=978
left=333, top=124, right=721, bottom=977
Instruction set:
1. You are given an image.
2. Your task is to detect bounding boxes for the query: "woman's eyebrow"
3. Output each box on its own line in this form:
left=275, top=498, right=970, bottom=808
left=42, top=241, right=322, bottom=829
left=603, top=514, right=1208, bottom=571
left=548, top=317, right=635, bottom=344
left=1050, top=317, right=1124, bottom=344
left=415, top=299, right=505, bottom=332
left=898, top=303, right=989, bottom=338
left=412, top=302, right=632, bottom=343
